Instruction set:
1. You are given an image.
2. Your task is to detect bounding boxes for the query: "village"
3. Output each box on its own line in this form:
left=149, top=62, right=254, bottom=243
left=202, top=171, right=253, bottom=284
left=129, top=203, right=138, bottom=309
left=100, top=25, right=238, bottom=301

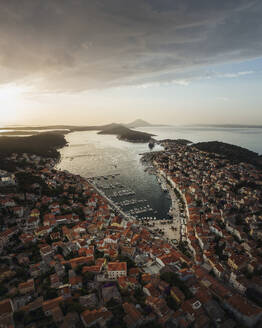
left=0, top=147, right=262, bottom=328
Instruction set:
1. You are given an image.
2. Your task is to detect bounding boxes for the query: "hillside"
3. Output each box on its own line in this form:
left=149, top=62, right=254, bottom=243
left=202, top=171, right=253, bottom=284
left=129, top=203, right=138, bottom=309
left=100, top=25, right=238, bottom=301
left=98, top=124, right=155, bottom=143
left=125, top=119, right=152, bottom=128
left=0, top=132, right=67, bottom=158
left=193, top=141, right=262, bottom=169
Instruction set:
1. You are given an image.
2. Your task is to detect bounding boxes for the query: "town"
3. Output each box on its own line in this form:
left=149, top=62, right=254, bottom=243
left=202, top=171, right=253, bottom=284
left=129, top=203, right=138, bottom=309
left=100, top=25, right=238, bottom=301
left=0, top=143, right=262, bottom=328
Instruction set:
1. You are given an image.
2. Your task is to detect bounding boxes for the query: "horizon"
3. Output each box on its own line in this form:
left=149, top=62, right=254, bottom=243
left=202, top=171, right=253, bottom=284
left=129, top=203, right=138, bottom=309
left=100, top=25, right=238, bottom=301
left=0, top=1, right=262, bottom=125
left=2, top=120, right=262, bottom=128
left=2, top=121, right=262, bottom=129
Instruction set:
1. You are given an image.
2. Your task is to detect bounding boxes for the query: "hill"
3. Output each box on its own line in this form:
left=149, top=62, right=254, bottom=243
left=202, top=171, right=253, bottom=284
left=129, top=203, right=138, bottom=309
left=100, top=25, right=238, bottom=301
left=98, top=124, right=155, bottom=143
left=125, top=119, right=152, bottom=128
left=1, top=122, right=157, bottom=144
left=0, top=132, right=67, bottom=158
left=193, top=141, right=262, bottom=169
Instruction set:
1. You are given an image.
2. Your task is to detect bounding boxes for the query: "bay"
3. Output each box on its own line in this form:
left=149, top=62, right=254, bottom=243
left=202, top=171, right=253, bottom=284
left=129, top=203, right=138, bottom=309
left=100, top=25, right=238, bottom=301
left=57, top=125, right=262, bottom=220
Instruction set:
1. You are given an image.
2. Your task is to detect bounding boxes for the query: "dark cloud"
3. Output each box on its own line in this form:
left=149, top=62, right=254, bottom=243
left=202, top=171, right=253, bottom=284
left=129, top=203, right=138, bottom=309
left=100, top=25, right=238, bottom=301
left=0, top=0, right=261, bottom=91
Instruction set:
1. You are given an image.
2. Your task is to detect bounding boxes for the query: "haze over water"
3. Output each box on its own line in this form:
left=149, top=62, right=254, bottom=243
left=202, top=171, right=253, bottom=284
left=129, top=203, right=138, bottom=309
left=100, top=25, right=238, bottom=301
left=137, top=126, right=262, bottom=154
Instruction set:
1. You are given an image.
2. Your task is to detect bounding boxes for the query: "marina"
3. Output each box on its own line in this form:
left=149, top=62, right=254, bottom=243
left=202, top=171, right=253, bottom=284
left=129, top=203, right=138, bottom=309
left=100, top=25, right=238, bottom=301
left=90, top=174, right=161, bottom=220
left=88, top=169, right=185, bottom=245
left=57, top=130, right=171, bottom=222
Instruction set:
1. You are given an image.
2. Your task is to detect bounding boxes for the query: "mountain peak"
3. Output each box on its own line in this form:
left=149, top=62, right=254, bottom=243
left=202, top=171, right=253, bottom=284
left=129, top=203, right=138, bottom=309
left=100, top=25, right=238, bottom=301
left=125, top=119, right=151, bottom=128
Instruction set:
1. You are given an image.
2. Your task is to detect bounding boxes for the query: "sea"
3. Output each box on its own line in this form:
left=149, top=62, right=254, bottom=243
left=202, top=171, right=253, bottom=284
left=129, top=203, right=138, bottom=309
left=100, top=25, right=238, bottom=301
left=56, top=125, right=262, bottom=220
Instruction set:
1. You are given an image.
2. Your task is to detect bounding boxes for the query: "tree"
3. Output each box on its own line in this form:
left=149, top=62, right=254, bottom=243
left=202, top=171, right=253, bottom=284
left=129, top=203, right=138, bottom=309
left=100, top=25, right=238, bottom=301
left=83, top=271, right=95, bottom=284
left=0, top=284, right=8, bottom=296
left=160, top=272, right=192, bottom=299
left=166, top=295, right=179, bottom=311
left=94, top=248, right=104, bottom=259
left=14, top=310, right=25, bottom=323
left=44, top=288, right=58, bottom=300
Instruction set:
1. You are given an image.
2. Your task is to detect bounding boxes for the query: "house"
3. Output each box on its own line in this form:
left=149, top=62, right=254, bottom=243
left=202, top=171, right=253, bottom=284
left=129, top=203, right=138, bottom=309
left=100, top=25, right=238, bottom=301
left=224, top=294, right=262, bottom=327
left=170, top=286, right=185, bottom=304
left=79, top=294, right=98, bottom=309
left=117, top=276, right=138, bottom=290
left=69, top=275, right=83, bottom=290
left=102, top=284, right=122, bottom=304
left=13, top=206, right=24, bottom=217
left=27, top=216, right=40, bottom=229
left=123, top=302, right=144, bottom=328
left=50, top=273, right=61, bottom=289
left=49, top=306, right=64, bottom=324
left=0, top=298, right=14, bottom=326
left=42, top=296, right=64, bottom=316
left=21, top=296, right=43, bottom=313
left=143, top=282, right=160, bottom=298
left=227, top=254, right=247, bottom=271
left=0, top=267, right=15, bottom=282
left=81, top=307, right=113, bottom=328
left=30, top=208, right=40, bottom=218
left=204, top=299, right=225, bottom=326
left=40, top=245, right=53, bottom=258
left=146, top=296, right=171, bottom=318
left=0, top=171, right=16, bottom=186
left=107, top=262, right=127, bottom=280
left=30, top=263, right=42, bottom=278
left=121, top=246, right=136, bottom=259
left=18, top=279, right=35, bottom=295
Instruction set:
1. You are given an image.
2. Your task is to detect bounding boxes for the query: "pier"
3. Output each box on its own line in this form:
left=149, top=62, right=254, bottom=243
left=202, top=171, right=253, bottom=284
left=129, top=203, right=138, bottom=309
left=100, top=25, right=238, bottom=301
left=87, top=180, right=135, bottom=221
left=87, top=173, right=120, bottom=181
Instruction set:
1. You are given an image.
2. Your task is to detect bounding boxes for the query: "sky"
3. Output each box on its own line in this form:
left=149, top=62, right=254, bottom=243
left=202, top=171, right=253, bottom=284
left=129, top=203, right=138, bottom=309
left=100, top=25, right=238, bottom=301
left=0, top=0, right=262, bottom=126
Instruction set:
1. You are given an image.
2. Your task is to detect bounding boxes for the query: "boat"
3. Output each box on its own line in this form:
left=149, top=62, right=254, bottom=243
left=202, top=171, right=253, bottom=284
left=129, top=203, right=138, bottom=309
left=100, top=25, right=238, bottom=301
left=148, top=140, right=155, bottom=150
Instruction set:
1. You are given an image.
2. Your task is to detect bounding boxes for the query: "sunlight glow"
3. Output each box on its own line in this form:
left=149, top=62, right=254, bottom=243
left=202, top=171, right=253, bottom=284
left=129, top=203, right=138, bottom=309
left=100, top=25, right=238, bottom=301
left=0, top=84, right=28, bottom=124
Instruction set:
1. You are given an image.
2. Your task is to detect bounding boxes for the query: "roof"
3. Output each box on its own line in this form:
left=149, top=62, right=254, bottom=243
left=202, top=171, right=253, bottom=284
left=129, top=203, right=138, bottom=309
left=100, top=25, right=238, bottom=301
left=123, top=303, right=143, bottom=327
left=81, top=307, right=112, bottom=326
left=171, top=286, right=185, bottom=301
left=19, top=279, right=34, bottom=290
left=0, top=299, right=13, bottom=316
left=43, top=296, right=63, bottom=312
left=227, top=294, right=262, bottom=317
left=108, top=262, right=127, bottom=272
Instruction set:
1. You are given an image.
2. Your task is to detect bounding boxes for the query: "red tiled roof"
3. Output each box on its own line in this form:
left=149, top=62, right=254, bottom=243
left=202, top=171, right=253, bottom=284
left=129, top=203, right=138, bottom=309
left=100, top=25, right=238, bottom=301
left=107, top=262, right=127, bottom=272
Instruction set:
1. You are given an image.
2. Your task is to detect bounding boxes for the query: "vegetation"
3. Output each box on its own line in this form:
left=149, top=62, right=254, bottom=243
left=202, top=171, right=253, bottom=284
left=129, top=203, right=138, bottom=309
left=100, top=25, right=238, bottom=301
left=160, top=271, right=193, bottom=299
left=98, top=124, right=154, bottom=143
left=193, top=141, right=262, bottom=169
left=160, top=138, right=192, bottom=145
left=0, top=132, right=67, bottom=158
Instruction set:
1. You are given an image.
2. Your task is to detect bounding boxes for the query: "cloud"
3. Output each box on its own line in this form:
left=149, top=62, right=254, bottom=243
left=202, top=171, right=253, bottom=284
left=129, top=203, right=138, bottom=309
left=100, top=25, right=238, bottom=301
left=216, top=71, right=254, bottom=78
left=0, top=0, right=261, bottom=91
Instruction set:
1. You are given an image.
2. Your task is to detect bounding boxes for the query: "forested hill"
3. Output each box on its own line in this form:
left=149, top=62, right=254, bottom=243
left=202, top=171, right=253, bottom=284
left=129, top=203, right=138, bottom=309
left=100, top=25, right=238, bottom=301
left=98, top=124, right=154, bottom=143
left=193, top=141, right=262, bottom=169
left=0, top=133, right=67, bottom=158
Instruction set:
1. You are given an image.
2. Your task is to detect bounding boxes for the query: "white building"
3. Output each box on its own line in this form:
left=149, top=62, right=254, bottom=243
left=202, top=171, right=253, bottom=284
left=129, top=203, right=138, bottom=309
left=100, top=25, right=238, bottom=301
left=107, top=262, right=127, bottom=279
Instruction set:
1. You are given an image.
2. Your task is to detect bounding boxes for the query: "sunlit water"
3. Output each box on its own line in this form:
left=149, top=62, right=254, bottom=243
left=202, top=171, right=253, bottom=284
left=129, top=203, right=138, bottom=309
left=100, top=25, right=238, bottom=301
left=56, top=131, right=171, bottom=219
left=56, top=126, right=262, bottom=219
left=136, top=125, right=262, bottom=154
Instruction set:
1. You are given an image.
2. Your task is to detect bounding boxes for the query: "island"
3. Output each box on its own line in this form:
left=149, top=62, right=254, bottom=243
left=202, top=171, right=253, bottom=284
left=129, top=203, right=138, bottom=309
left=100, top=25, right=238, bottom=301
left=0, top=120, right=156, bottom=144
left=0, top=133, right=67, bottom=172
left=98, top=124, right=155, bottom=143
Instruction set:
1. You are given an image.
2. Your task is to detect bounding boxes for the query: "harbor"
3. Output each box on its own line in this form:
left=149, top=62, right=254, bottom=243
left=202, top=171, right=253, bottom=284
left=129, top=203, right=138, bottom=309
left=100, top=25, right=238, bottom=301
left=88, top=170, right=185, bottom=245
left=57, top=130, right=174, bottom=231
left=88, top=174, right=162, bottom=220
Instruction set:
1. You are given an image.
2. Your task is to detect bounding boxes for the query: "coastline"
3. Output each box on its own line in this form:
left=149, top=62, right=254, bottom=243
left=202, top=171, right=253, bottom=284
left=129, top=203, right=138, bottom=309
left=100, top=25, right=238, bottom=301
left=1, top=135, right=262, bottom=327
left=140, top=155, right=186, bottom=245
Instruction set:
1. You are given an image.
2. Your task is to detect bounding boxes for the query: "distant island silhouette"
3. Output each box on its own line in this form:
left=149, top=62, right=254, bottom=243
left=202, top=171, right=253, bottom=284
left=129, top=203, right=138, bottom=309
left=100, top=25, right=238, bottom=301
left=0, top=119, right=158, bottom=143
